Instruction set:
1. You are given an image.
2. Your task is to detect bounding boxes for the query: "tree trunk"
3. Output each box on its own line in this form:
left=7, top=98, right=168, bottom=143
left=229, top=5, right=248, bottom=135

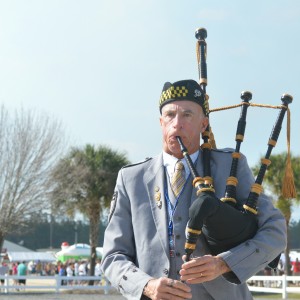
left=276, top=196, right=292, bottom=275
left=285, top=217, right=292, bottom=275
left=88, top=211, right=100, bottom=285
left=0, top=231, right=4, bottom=253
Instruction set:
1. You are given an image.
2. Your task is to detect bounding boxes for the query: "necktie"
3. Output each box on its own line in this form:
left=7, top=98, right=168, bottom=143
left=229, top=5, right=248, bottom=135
left=171, top=160, right=186, bottom=198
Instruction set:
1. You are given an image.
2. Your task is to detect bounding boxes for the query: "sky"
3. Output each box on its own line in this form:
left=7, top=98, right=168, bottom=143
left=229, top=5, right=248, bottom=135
left=0, top=0, right=299, bottom=219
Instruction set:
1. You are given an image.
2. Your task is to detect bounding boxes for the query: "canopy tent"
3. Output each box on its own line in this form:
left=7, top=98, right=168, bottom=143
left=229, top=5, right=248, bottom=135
left=55, top=243, right=103, bottom=262
left=7, top=251, right=56, bottom=262
left=3, top=240, right=32, bottom=252
left=289, top=251, right=300, bottom=262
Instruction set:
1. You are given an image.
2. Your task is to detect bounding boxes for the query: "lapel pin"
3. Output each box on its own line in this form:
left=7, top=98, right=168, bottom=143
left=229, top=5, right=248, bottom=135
left=155, top=187, right=162, bottom=209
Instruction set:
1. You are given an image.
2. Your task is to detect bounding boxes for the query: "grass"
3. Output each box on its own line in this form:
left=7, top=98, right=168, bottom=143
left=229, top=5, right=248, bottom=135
left=252, top=292, right=300, bottom=299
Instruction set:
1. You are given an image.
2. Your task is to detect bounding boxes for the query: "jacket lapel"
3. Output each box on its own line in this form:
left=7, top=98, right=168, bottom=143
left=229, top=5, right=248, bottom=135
left=143, top=150, right=208, bottom=259
left=144, top=154, right=169, bottom=259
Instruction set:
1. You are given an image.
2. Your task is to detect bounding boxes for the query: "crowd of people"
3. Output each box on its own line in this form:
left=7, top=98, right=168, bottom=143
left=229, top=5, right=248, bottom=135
left=0, top=258, right=103, bottom=288
left=1, top=255, right=299, bottom=291
left=57, top=259, right=103, bottom=285
left=0, top=261, right=28, bottom=290
left=247, top=256, right=300, bottom=288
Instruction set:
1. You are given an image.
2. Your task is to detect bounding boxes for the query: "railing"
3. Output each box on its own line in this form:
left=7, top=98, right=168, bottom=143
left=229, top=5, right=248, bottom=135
left=0, top=274, right=114, bottom=294
left=247, top=275, right=300, bottom=299
left=1, top=274, right=300, bottom=298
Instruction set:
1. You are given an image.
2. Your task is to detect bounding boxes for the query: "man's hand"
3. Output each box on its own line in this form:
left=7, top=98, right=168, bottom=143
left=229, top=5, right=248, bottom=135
left=180, top=255, right=230, bottom=284
left=143, top=277, right=192, bottom=300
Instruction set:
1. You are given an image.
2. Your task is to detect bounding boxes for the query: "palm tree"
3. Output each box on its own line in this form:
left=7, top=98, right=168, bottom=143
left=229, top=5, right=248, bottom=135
left=50, top=144, right=130, bottom=279
left=252, top=153, right=300, bottom=274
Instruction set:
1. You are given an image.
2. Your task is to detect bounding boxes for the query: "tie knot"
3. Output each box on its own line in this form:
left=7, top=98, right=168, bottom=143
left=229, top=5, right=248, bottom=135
left=175, top=161, right=184, bottom=171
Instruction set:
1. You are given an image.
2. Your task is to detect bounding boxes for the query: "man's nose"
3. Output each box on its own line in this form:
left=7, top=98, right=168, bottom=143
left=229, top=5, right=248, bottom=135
left=172, top=114, right=182, bottom=128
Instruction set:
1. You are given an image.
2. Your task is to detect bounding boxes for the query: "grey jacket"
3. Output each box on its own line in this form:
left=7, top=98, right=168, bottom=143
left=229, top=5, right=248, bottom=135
left=101, top=149, right=286, bottom=300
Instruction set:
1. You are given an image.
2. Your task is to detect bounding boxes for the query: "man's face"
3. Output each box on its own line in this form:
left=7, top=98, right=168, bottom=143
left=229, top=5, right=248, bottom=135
left=160, top=100, right=208, bottom=158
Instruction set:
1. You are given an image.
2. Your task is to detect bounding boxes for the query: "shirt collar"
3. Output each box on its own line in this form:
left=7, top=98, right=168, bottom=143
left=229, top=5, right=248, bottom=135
left=163, top=150, right=199, bottom=180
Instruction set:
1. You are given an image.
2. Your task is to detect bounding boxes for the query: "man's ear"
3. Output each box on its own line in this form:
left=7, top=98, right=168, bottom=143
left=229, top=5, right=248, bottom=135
left=201, top=117, right=209, bottom=132
left=159, top=116, right=163, bottom=127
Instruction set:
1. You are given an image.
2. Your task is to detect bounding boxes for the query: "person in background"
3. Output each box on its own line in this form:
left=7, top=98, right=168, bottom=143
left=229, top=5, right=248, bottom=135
left=59, top=263, right=67, bottom=286
left=66, top=262, right=74, bottom=285
left=36, top=260, right=42, bottom=276
left=73, top=260, right=79, bottom=285
left=17, top=261, right=27, bottom=289
left=11, top=262, right=18, bottom=288
left=27, top=261, right=34, bottom=274
left=101, top=79, right=286, bottom=300
left=0, top=262, right=9, bottom=289
left=78, top=260, right=87, bottom=276
left=95, top=259, right=102, bottom=277
left=292, top=258, right=300, bottom=286
left=78, top=260, right=87, bottom=285
left=95, top=259, right=102, bottom=285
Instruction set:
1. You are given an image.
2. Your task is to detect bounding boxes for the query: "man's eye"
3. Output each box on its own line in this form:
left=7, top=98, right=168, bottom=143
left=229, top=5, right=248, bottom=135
left=166, top=112, right=175, bottom=118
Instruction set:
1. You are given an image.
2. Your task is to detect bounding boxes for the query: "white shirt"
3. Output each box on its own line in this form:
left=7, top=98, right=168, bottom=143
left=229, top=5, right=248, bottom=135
left=78, top=263, right=86, bottom=276
left=95, top=263, right=102, bottom=276
left=66, top=266, right=73, bottom=277
left=162, top=150, right=199, bottom=181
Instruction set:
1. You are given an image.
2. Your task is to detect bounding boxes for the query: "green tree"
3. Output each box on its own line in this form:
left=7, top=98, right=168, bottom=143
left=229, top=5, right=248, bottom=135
left=50, top=144, right=129, bottom=279
left=252, top=153, right=300, bottom=274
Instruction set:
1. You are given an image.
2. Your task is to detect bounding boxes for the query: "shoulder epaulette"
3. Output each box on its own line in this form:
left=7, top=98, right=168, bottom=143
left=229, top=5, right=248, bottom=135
left=122, top=157, right=153, bottom=169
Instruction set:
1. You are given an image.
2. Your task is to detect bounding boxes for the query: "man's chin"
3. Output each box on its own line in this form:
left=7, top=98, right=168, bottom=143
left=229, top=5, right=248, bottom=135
left=168, top=146, right=183, bottom=158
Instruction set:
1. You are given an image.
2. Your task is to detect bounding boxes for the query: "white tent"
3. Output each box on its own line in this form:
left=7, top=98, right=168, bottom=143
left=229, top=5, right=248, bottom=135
left=55, top=243, right=102, bottom=262
left=3, top=240, right=32, bottom=252
left=289, top=251, right=300, bottom=262
left=7, top=251, right=56, bottom=262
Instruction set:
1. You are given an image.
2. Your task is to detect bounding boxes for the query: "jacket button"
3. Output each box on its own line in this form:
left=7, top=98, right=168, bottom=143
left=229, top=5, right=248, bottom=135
left=256, top=249, right=260, bottom=253
left=123, top=275, right=127, bottom=280
left=176, top=235, right=180, bottom=239
left=163, top=268, right=169, bottom=275
left=176, top=252, right=181, bottom=257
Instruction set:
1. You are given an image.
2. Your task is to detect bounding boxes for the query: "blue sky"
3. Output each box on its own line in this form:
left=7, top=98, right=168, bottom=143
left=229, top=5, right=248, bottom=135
left=0, top=0, right=299, bottom=219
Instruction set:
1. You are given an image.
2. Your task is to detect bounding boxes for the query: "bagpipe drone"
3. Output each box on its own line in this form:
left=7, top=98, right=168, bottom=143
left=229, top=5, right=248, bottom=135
left=179, top=28, right=296, bottom=269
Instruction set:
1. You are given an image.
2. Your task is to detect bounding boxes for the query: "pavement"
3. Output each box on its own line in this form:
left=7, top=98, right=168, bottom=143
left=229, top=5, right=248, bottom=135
left=0, top=277, right=126, bottom=299
left=0, top=290, right=126, bottom=300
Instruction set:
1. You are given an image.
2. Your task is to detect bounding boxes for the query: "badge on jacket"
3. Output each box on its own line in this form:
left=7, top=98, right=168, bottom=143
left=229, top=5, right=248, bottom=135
left=155, top=186, right=162, bottom=209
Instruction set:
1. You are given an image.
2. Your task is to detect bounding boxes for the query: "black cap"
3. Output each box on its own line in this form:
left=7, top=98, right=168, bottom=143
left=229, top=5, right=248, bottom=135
left=159, top=79, right=208, bottom=116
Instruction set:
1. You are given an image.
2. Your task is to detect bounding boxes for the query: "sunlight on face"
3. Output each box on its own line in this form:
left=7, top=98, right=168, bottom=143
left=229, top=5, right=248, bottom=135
left=159, top=101, right=208, bottom=158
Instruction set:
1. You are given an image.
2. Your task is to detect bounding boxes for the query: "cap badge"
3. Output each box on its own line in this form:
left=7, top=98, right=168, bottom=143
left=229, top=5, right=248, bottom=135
left=194, top=89, right=201, bottom=98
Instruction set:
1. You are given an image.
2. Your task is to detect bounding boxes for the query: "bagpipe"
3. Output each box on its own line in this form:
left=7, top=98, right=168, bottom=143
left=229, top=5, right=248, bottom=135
left=180, top=28, right=296, bottom=267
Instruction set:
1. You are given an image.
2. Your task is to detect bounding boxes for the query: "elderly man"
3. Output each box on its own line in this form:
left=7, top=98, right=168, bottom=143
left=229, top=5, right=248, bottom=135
left=101, top=79, right=286, bottom=300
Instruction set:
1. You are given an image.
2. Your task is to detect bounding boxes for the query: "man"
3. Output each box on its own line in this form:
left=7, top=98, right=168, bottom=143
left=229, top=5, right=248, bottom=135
left=17, top=261, right=27, bottom=288
left=101, top=79, right=286, bottom=299
left=0, top=262, right=9, bottom=288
